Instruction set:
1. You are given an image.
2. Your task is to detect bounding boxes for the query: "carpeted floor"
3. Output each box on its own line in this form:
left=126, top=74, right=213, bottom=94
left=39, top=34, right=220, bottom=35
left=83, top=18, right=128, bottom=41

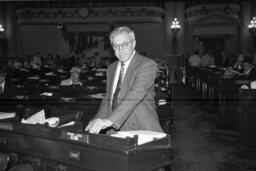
left=170, top=84, right=253, bottom=171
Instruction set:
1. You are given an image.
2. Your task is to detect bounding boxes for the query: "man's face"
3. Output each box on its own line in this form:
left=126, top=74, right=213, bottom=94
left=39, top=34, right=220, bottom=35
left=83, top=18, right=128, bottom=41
left=243, top=62, right=251, bottom=71
left=71, top=72, right=80, bottom=82
left=0, top=75, right=5, bottom=84
left=112, top=32, right=136, bottom=62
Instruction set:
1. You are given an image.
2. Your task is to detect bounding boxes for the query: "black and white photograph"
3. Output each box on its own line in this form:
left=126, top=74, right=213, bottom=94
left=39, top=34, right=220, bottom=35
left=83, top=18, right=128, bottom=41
left=0, top=0, right=256, bottom=170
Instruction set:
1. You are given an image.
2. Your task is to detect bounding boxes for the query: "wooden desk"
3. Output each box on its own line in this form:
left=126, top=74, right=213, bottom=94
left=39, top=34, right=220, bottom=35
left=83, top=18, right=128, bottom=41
left=0, top=123, right=171, bottom=171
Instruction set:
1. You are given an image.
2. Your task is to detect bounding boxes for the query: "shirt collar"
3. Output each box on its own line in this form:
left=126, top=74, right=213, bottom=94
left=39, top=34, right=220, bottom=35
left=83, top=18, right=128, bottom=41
left=121, top=50, right=136, bottom=66
left=0, top=81, right=5, bottom=87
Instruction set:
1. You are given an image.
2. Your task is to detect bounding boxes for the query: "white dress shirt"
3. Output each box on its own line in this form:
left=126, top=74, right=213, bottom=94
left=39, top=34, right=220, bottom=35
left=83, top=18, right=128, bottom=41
left=111, top=51, right=136, bottom=101
left=0, top=81, right=5, bottom=93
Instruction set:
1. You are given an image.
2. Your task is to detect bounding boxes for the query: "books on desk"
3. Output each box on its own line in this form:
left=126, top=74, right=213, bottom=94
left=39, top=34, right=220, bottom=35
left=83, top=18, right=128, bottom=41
left=111, top=130, right=167, bottom=145
left=0, top=112, right=16, bottom=120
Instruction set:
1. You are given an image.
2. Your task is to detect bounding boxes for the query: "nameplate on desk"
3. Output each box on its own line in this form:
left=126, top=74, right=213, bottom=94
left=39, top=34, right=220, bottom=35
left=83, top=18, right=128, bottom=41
left=158, top=99, right=167, bottom=106
left=61, top=131, right=89, bottom=144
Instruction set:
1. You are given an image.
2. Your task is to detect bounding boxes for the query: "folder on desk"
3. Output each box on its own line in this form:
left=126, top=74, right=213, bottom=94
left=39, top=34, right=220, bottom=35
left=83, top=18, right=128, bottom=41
left=0, top=112, right=16, bottom=120
left=111, top=130, right=167, bottom=145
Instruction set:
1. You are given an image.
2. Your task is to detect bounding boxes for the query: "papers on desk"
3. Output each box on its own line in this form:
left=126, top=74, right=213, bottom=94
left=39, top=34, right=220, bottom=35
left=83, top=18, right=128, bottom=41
left=96, top=68, right=107, bottom=72
left=87, top=93, right=104, bottom=99
left=40, top=92, right=53, bottom=96
left=57, top=69, right=64, bottom=73
left=57, top=121, right=75, bottom=128
left=27, top=76, right=40, bottom=80
left=45, top=72, right=55, bottom=76
left=208, top=65, right=216, bottom=68
left=95, top=73, right=104, bottom=76
left=88, top=77, right=94, bottom=80
left=251, top=81, right=256, bottom=89
left=111, top=130, right=167, bottom=145
left=87, top=86, right=97, bottom=90
left=21, top=109, right=59, bottom=127
left=45, top=117, right=59, bottom=127
left=0, top=112, right=16, bottom=120
left=39, top=79, right=49, bottom=83
left=21, top=109, right=46, bottom=125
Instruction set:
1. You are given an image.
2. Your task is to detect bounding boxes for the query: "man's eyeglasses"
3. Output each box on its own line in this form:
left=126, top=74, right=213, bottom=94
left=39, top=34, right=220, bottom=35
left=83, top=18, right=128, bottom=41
left=112, top=41, right=133, bottom=51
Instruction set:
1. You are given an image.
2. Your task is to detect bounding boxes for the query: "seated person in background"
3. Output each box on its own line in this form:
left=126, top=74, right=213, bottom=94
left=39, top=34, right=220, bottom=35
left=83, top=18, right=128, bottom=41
left=46, top=53, right=55, bottom=67
left=224, top=60, right=239, bottom=76
left=189, top=50, right=201, bottom=66
left=201, top=50, right=213, bottom=66
left=60, top=66, right=83, bottom=86
left=92, top=52, right=101, bottom=68
left=225, top=59, right=256, bottom=78
left=241, top=59, right=256, bottom=78
left=12, top=58, right=22, bottom=69
left=224, top=66, right=236, bottom=76
left=0, top=68, right=14, bottom=97
left=23, top=55, right=31, bottom=68
left=30, top=52, right=42, bottom=69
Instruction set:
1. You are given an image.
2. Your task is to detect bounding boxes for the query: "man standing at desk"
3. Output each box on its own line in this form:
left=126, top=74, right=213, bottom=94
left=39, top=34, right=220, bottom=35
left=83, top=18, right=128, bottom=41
left=86, top=26, right=163, bottom=134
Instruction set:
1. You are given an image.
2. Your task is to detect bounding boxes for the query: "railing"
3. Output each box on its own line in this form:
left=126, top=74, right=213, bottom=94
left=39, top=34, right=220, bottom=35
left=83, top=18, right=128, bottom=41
left=15, top=1, right=164, bottom=9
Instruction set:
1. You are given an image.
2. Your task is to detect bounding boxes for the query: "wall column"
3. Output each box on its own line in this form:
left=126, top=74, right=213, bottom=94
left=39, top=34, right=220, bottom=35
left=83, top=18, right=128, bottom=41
left=6, top=3, right=17, bottom=57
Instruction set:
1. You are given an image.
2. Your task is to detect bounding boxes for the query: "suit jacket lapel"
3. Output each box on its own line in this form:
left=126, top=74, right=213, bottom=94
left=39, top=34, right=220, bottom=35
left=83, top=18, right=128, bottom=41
left=109, top=61, right=119, bottom=100
left=119, top=52, right=141, bottom=100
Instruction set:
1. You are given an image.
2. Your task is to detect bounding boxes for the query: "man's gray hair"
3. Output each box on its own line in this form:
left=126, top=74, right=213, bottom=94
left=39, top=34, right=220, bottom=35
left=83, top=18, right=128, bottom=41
left=109, top=26, right=136, bottom=44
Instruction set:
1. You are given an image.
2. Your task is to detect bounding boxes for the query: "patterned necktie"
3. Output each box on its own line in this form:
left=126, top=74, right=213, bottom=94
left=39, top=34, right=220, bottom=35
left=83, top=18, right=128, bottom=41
left=112, top=62, right=125, bottom=111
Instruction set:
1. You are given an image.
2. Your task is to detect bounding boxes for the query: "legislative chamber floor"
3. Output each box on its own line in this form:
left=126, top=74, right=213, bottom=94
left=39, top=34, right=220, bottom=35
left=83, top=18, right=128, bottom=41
left=170, top=83, right=251, bottom=171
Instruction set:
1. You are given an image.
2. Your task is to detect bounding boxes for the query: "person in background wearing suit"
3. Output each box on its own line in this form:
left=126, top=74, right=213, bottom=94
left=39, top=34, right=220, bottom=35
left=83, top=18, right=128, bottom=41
left=60, top=66, right=83, bottom=86
left=242, top=59, right=256, bottom=79
left=229, top=59, right=256, bottom=79
left=86, top=26, right=163, bottom=134
left=0, top=68, right=14, bottom=98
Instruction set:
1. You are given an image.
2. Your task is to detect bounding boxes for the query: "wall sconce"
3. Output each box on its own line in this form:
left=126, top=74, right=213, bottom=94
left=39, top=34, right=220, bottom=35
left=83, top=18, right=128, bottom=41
left=0, top=25, right=4, bottom=32
left=0, top=25, right=5, bottom=39
left=249, top=17, right=256, bottom=64
left=170, top=18, right=181, bottom=54
left=248, top=17, right=256, bottom=35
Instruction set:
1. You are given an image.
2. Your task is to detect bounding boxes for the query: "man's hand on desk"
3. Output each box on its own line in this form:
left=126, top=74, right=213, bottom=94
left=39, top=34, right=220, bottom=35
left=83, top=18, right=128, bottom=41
left=85, top=118, right=113, bottom=134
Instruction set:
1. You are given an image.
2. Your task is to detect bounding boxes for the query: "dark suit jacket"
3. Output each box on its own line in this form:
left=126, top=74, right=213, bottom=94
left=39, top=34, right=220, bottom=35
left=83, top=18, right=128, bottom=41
left=0, top=81, right=16, bottom=112
left=247, top=67, right=256, bottom=79
left=0, top=81, right=15, bottom=98
left=95, top=52, right=163, bottom=133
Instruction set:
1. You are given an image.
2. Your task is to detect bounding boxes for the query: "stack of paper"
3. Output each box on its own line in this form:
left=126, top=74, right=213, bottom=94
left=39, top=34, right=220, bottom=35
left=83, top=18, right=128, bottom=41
left=27, top=76, right=40, bottom=80
left=0, top=112, right=16, bottom=120
left=96, top=68, right=107, bottom=72
left=21, top=110, right=46, bottom=125
left=87, top=86, right=97, bottom=90
left=45, top=72, right=55, bottom=76
left=111, top=130, right=167, bottom=145
left=95, top=73, right=104, bottom=76
left=87, top=93, right=104, bottom=99
left=40, top=92, right=53, bottom=96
